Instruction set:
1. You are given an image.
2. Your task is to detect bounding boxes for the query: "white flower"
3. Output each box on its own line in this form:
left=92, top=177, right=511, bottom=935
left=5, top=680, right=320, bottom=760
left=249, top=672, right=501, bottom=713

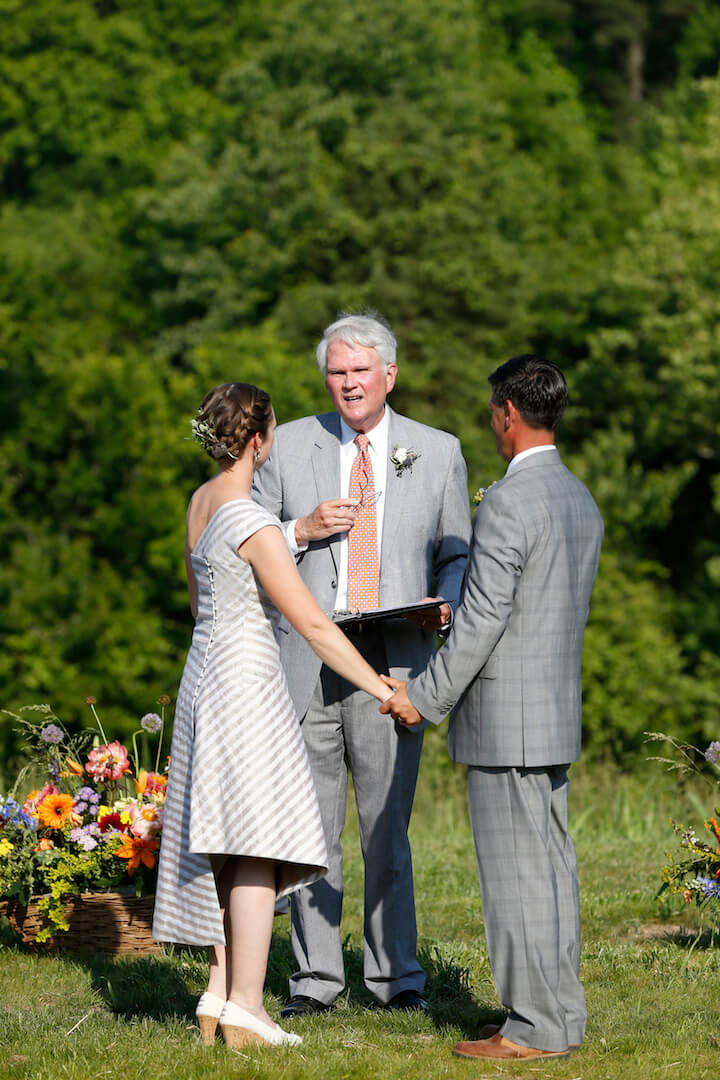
left=390, top=444, right=421, bottom=476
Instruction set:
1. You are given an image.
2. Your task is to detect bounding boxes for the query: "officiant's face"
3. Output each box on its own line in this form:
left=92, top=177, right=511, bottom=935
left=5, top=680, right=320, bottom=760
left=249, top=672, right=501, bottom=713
left=325, top=339, right=397, bottom=433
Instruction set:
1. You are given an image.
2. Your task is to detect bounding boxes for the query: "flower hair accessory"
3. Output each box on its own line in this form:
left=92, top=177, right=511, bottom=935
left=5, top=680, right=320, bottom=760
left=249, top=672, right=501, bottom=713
left=190, top=411, right=238, bottom=460
left=390, top=444, right=421, bottom=477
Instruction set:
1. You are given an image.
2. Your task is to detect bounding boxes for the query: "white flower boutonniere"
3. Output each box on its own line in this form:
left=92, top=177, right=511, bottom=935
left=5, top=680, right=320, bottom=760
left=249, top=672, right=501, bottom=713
left=390, top=444, right=422, bottom=477
left=473, top=481, right=497, bottom=505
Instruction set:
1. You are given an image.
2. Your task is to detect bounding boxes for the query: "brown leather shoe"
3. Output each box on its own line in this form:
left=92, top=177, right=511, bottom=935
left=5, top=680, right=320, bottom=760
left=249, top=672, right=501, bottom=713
left=476, top=1024, right=581, bottom=1050
left=452, top=1032, right=570, bottom=1060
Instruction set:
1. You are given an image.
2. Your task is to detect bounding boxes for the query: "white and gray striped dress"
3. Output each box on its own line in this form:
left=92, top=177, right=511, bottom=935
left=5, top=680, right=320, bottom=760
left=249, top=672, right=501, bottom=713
left=152, top=499, right=328, bottom=946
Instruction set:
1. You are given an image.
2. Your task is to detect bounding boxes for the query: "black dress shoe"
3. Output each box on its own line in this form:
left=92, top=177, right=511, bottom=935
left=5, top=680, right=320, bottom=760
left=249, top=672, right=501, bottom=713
left=279, top=995, right=333, bottom=1019
left=385, top=989, right=429, bottom=1012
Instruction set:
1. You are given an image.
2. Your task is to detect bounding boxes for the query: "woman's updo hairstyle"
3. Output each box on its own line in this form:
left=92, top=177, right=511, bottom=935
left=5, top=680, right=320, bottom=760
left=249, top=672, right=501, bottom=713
left=192, top=383, right=273, bottom=462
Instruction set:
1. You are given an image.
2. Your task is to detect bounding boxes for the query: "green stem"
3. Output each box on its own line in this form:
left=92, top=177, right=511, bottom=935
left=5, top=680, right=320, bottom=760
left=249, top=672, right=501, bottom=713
left=154, top=707, right=165, bottom=776
left=131, top=729, right=142, bottom=778
left=90, top=703, right=108, bottom=744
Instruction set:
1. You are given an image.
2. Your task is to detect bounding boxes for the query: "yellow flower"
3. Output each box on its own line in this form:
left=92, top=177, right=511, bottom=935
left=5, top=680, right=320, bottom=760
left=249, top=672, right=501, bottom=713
left=0, top=838, right=14, bottom=856
left=97, top=805, right=111, bottom=819
left=120, top=811, right=133, bottom=826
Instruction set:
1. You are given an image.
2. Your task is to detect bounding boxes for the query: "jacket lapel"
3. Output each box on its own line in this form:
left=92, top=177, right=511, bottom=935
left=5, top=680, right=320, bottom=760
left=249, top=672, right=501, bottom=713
left=380, top=408, right=407, bottom=567
left=310, top=415, right=342, bottom=573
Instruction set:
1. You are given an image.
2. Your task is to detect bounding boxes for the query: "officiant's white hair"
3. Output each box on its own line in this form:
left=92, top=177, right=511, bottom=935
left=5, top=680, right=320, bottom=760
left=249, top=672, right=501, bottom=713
left=316, top=311, right=397, bottom=375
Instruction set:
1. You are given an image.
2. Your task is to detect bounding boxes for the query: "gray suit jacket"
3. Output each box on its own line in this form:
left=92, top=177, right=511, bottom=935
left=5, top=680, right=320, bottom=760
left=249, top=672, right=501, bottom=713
left=253, top=406, right=471, bottom=720
left=407, top=448, right=603, bottom=767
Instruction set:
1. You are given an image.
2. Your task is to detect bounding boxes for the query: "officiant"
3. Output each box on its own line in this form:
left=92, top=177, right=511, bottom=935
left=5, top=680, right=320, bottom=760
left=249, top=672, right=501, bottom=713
left=253, top=310, right=470, bottom=1016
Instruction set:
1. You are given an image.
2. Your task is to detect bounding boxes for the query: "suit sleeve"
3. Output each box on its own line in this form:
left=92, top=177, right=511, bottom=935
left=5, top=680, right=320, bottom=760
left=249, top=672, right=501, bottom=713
left=252, top=439, right=284, bottom=518
left=432, top=438, right=472, bottom=611
left=408, top=485, right=525, bottom=724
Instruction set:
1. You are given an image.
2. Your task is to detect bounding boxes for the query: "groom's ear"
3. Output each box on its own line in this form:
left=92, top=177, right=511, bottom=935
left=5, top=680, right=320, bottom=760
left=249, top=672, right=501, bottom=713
left=504, top=400, right=514, bottom=429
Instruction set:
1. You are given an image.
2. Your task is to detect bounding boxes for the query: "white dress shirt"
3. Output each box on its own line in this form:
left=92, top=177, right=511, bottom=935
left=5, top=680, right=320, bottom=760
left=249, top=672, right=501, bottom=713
left=285, top=409, right=390, bottom=611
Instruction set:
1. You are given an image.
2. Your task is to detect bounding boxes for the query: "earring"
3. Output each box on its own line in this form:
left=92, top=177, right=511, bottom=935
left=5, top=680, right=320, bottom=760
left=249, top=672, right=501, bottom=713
left=253, top=448, right=260, bottom=462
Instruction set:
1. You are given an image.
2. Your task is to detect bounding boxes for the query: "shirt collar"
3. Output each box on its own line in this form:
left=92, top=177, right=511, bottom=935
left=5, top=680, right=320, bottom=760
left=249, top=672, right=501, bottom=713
left=339, top=408, right=390, bottom=449
left=506, top=443, right=556, bottom=474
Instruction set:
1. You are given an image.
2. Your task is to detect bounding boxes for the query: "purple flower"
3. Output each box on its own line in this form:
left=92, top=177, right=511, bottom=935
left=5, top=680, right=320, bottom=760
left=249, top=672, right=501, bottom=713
left=69, top=826, right=98, bottom=851
left=140, top=713, right=162, bottom=734
left=704, top=741, right=720, bottom=765
left=40, top=724, right=64, bottom=745
left=693, top=876, right=720, bottom=899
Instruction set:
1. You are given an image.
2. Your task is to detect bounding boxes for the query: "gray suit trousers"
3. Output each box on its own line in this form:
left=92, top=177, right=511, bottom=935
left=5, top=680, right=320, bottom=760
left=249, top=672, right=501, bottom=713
left=467, top=765, right=585, bottom=1052
left=289, top=630, right=426, bottom=1004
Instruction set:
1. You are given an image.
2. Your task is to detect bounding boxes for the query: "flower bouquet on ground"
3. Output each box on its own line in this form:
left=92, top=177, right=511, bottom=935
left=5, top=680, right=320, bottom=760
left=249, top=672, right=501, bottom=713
left=646, top=731, right=720, bottom=925
left=0, top=698, right=170, bottom=946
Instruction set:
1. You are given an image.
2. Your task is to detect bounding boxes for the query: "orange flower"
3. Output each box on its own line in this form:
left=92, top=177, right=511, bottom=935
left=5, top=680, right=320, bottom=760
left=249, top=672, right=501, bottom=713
left=35, top=837, right=54, bottom=852
left=115, top=834, right=159, bottom=876
left=66, top=757, right=84, bottom=776
left=37, top=793, right=75, bottom=829
left=134, top=769, right=148, bottom=796
left=708, top=817, right=720, bottom=848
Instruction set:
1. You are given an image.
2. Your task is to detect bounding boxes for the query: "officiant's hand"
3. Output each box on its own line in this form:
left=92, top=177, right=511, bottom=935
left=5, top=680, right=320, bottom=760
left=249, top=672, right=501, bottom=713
left=295, top=499, right=360, bottom=543
left=379, top=676, right=423, bottom=727
left=403, top=596, right=451, bottom=632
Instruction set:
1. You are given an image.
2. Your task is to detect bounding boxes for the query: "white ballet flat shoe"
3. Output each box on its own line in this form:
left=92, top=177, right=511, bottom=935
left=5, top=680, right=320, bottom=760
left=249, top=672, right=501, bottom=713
left=218, top=1000, right=303, bottom=1048
left=195, top=990, right=226, bottom=1044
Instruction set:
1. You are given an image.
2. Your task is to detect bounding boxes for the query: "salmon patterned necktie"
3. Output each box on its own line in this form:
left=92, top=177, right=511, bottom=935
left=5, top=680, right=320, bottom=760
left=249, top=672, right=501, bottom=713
left=347, top=433, right=379, bottom=611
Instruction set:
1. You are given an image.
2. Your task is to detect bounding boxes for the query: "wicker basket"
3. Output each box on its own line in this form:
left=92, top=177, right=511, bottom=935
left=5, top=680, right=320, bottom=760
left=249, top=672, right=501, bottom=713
left=0, top=891, right=162, bottom=956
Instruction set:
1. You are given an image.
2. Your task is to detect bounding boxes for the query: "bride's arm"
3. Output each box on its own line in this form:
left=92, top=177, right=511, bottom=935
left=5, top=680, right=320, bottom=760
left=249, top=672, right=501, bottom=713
left=240, top=525, right=394, bottom=703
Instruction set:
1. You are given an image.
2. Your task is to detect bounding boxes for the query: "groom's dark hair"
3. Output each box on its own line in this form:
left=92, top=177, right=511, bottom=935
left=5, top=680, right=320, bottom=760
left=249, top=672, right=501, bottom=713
left=488, top=354, right=568, bottom=431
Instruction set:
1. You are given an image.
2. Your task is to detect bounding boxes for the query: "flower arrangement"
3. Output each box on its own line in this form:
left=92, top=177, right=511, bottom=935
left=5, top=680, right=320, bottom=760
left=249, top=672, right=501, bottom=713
left=646, top=731, right=720, bottom=923
left=0, top=697, right=170, bottom=941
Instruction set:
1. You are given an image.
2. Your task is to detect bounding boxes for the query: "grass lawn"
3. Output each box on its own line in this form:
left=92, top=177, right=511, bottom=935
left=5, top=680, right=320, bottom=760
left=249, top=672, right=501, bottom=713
left=1, top=743, right=719, bottom=1079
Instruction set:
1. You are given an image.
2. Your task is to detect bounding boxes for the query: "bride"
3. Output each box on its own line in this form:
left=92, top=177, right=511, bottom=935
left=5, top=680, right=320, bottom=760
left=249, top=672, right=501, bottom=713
left=152, top=382, right=394, bottom=1049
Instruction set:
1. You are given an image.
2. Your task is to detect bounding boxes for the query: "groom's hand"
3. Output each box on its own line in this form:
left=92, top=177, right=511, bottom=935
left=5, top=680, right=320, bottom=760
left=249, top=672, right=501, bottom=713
left=380, top=676, right=423, bottom=727
left=295, top=499, right=359, bottom=543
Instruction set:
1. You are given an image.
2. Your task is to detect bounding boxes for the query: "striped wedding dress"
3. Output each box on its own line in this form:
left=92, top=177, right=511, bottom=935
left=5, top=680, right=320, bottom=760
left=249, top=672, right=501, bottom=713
left=153, top=499, right=328, bottom=946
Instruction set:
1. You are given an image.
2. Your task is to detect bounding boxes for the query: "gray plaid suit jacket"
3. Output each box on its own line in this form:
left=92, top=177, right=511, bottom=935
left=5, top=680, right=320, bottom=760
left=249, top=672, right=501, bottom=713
left=253, top=406, right=471, bottom=720
left=407, top=448, right=603, bottom=767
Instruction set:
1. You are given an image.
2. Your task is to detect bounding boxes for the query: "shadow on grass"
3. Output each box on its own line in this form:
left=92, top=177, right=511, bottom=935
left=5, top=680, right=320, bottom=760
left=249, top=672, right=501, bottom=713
left=265, top=925, right=500, bottom=1037
left=1, top=915, right=499, bottom=1036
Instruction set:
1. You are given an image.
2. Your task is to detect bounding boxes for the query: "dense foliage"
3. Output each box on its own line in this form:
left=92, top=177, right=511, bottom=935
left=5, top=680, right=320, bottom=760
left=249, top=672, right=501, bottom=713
left=1, top=0, right=718, bottom=757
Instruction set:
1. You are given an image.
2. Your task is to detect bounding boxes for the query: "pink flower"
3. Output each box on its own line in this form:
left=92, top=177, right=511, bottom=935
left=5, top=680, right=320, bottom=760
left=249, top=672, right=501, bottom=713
left=23, top=783, right=59, bottom=815
left=86, top=741, right=131, bottom=782
left=128, top=801, right=163, bottom=840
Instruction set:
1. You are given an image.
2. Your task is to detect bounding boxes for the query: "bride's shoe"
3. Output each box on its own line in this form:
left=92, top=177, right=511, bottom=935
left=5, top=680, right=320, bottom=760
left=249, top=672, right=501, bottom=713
left=218, top=1000, right=302, bottom=1048
left=195, top=991, right=226, bottom=1044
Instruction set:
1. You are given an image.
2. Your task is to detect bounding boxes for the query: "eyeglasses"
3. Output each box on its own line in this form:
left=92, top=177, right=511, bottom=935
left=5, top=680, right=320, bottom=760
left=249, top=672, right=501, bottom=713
left=352, top=484, right=382, bottom=512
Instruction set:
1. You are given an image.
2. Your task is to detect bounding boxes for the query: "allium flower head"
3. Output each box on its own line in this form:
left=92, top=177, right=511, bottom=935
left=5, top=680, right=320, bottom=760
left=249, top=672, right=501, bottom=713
left=86, top=740, right=131, bottom=781
left=140, top=713, right=162, bottom=733
left=157, top=694, right=171, bottom=706
left=704, top=741, right=720, bottom=764
left=40, top=723, right=64, bottom=745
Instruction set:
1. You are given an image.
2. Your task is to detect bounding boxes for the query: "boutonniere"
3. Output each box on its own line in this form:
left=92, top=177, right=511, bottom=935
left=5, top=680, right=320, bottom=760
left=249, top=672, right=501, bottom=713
left=390, top=444, right=422, bottom=477
left=473, top=481, right=497, bottom=505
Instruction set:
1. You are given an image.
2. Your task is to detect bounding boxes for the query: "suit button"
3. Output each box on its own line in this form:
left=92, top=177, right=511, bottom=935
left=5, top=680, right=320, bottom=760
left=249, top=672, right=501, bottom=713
left=331, top=580, right=337, bottom=589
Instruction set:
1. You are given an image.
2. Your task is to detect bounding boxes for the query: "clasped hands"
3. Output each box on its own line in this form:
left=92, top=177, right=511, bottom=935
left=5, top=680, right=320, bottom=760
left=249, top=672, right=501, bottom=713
left=380, top=676, right=423, bottom=728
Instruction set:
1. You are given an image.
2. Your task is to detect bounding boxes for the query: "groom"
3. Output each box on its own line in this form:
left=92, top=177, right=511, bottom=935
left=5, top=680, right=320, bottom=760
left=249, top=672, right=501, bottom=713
left=382, top=354, right=603, bottom=1061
